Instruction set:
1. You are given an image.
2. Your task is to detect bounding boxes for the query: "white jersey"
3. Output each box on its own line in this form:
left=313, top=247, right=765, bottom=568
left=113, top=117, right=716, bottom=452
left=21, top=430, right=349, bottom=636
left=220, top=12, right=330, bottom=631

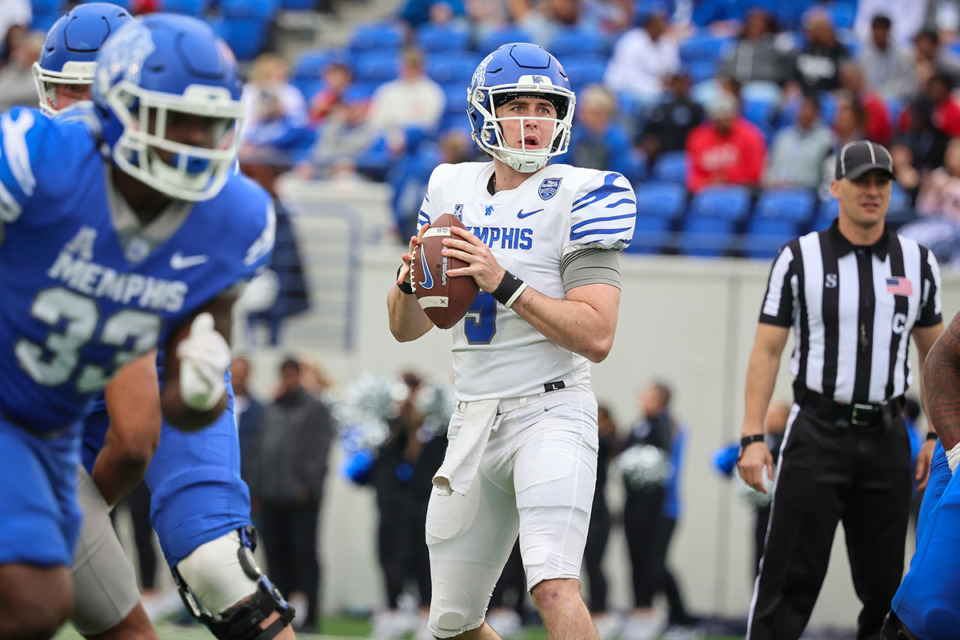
left=418, top=161, right=636, bottom=401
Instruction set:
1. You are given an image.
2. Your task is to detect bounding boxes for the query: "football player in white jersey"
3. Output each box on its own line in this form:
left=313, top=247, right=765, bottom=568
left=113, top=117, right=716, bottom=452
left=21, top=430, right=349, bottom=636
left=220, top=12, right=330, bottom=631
left=387, top=42, right=637, bottom=640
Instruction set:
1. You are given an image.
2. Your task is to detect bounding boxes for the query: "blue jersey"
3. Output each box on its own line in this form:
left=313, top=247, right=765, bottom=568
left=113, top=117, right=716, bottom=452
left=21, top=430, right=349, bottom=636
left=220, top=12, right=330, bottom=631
left=0, top=107, right=274, bottom=434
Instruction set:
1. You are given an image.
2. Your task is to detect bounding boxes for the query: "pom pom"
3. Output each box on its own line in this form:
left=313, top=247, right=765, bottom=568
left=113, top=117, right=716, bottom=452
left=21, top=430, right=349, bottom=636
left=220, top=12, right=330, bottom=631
left=733, top=471, right=774, bottom=507
left=618, top=445, right=673, bottom=490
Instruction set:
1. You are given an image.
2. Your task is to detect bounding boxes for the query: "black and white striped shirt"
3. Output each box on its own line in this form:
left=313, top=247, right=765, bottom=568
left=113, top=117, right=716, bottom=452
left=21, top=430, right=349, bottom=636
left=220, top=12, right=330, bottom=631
left=760, top=221, right=942, bottom=404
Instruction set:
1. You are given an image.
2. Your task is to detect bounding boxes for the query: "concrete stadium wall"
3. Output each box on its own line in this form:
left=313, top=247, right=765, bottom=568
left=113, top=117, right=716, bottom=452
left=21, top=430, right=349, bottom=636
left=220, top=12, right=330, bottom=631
left=243, top=245, right=960, bottom=627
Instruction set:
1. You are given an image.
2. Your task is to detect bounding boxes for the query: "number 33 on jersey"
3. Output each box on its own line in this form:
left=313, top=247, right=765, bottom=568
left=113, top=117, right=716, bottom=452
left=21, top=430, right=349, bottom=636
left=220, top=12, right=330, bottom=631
left=0, top=107, right=274, bottom=433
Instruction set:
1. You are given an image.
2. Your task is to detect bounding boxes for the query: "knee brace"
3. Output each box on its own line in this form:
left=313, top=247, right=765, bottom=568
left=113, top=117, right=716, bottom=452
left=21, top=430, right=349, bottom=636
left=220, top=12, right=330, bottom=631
left=174, top=527, right=295, bottom=640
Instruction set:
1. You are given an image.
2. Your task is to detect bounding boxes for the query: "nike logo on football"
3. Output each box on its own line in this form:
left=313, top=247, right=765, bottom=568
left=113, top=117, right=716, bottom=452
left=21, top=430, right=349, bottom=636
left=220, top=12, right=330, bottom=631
left=517, top=208, right=544, bottom=219
left=170, top=252, right=209, bottom=269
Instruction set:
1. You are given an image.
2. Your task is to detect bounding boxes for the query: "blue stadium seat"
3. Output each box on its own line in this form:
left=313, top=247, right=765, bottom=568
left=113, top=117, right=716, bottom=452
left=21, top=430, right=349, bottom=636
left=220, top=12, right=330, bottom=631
left=443, top=84, right=467, bottom=116
left=678, top=216, right=736, bottom=257
left=549, top=28, right=605, bottom=59
left=818, top=91, right=837, bottom=126
left=349, top=22, right=404, bottom=54
left=742, top=96, right=777, bottom=135
left=221, top=0, right=277, bottom=19
left=624, top=215, right=672, bottom=255
left=279, top=0, right=316, bottom=10
left=160, top=0, right=208, bottom=15
left=743, top=218, right=798, bottom=259
left=679, top=33, right=730, bottom=63
left=888, top=182, right=916, bottom=226
left=754, top=189, right=816, bottom=226
left=652, top=151, right=686, bottom=185
left=688, top=185, right=751, bottom=222
left=292, top=49, right=345, bottom=82
left=559, top=56, right=606, bottom=91
left=416, top=24, right=471, bottom=52
left=828, top=2, right=856, bottom=30
left=352, top=51, right=400, bottom=84
left=427, top=53, right=478, bottom=85
left=476, top=27, right=534, bottom=53
left=687, top=59, right=719, bottom=84
left=634, top=181, right=687, bottom=221
left=810, top=198, right=839, bottom=232
left=211, top=17, right=271, bottom=61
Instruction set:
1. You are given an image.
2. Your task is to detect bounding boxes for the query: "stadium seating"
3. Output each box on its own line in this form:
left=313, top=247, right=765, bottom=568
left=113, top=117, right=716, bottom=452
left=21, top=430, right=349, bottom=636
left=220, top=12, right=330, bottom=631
left=160, top=0, right=208, bottom=16
left=349, top=22, right=404, bottom=54
left=476, top=27, right=534, bottom=53
left=427, top=53, right=479, bottom=85
left=679, top=216, right=738, bottom=257
left=560, top=57, right=607, bottom=91
left=652, top=151, right=687, bottom=185
left=810, top=198, right=839, bottom=232
left=688, top=185, right=752, bottom=222
left=352, top=50, right=400, bottom=84
left=549, top=27, right=606, bottom=59
left=753, top=189, right=816, bottom=227
left=415, top=24, right=471, bottom=53
left=626, top=215, right=673, bottom=255
left=634, top=181, right=687, bottom=221
left=743, top=218, right=797, bottom=259
left=679, top=33, right=730, bottom=64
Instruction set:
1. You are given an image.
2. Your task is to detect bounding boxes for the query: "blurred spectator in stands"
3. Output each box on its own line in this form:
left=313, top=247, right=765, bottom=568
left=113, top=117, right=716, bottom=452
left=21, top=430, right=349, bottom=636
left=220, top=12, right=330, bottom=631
left=718, top=8, right=794, bottom=88
left=891, top=96, right=948, bottom=193
left=913, top=29, right=960, bottom=87
left=238, top=162, right=311, bottom=346
left=586, top=404, right=620, bottom=640
left=788, top=7, right=849, bottom=95
left=581, top=0, right=634, bottom=36
left=856, top=0, right=929, bottom=45
left=685, top=92, right=766, bottom=193
left=308, top=60, right=364, bottom=126
left=837, top=60, right=894, bottom=146
left=398, top=0, right=466, bottom=30
left=368, top=46, right=445, bottom=154
left=0, top=0, right=29, bottom=64
left=240, top=53, right=310, bottom=165
left=831, top=91, right=868, bottom=149
left=764, top=93, right=834, bottom=189
left=232, top=356, right=265, bottom=496
left=514, top=0, right=590, bottom=47
left=464, top=0, right=511, bottom=45
left=371, top=371, right=446, bottom=640
left=924, top=70, right=960, bottom=136
left=250, top=358, right=335, bottom=631
left=925, top=0, right=960, bottom=43
left=916, top=137, right=960, bottom=223
left=689, top=0, right=757, bottom=36
left=603, top=8, right=680, bottom=105
left=555, top=84, right=638, bottom=181
left=637, top=70, right=704, bottom=167
left=0, top=30, right=41, bottom=111
left=861, top=14, right=918, bottom=103
left=389, top=129, right=472, bottom=240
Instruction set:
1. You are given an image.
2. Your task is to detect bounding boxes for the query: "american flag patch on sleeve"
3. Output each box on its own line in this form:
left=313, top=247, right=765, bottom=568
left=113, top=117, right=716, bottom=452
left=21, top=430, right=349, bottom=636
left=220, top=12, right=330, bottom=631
left=886, top=277, right=913, bottom=296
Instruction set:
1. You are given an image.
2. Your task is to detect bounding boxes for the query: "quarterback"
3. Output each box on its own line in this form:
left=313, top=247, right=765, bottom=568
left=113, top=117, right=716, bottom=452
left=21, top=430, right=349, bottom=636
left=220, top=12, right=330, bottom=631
left=387, top=43, right=636, bottom=640
left=0, top=12, right=275, bottom=640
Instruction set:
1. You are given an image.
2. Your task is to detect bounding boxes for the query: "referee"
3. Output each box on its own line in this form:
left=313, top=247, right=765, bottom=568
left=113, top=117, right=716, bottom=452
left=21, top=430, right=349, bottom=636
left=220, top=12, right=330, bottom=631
left=737, top=140, right=943, bottom=640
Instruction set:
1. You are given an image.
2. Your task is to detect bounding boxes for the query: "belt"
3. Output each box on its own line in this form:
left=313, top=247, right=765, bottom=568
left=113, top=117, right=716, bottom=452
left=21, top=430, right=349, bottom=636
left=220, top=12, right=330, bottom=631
left=495, top=380, right=567, bottom=413
left=794, top=384, right=904, bottom=427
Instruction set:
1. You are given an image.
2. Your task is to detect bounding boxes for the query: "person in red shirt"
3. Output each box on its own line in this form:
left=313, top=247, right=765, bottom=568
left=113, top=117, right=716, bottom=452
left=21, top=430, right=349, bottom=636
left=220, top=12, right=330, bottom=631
left=837, top=60, right=893, bottom=146
left=685, top=92, right=767, bottom=193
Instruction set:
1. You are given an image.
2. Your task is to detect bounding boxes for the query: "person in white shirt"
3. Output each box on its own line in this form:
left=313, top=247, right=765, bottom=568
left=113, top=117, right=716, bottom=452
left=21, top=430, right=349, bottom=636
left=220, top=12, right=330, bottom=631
left=603, top=9, right=679, bottom=104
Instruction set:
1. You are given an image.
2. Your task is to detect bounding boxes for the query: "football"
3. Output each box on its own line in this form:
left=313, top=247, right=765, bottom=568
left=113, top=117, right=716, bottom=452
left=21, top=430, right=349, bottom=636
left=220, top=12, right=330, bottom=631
left=411, top=213, right=480, bottom=329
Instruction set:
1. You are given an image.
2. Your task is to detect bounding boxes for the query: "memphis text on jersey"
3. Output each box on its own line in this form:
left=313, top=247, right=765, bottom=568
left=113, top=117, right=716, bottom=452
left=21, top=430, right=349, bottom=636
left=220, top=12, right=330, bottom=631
left=48, top=226, right=187, bottom=313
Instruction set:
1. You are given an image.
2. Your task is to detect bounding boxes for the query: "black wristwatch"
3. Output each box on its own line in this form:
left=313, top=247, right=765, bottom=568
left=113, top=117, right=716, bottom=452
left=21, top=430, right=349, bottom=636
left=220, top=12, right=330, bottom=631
left=738, top=434, right=766, bottom=460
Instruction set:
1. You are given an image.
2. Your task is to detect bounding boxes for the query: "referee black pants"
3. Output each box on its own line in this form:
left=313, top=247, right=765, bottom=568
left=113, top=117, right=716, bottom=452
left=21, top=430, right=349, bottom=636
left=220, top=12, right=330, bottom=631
left=747, top=407, right=912, bottom=640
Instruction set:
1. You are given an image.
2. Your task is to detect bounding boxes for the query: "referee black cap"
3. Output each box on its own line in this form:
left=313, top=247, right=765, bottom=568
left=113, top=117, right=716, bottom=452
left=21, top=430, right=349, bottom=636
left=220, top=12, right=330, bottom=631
left=835, top=140, right=894, bottom=181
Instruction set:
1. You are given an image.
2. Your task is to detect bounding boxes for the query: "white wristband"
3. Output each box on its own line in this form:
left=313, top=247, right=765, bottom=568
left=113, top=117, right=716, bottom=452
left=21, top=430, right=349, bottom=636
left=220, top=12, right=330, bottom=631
left=504, top=282, right=527, bottom=309
left=947, top=440, right=960, bottom=474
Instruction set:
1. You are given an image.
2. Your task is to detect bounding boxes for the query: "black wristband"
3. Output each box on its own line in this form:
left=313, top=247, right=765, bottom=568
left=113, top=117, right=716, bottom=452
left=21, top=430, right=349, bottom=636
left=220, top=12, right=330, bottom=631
left=492, top=271, right=527, bottom=308
left=740, top=434, right=766, bottom=449
left=927, top=432, right=939, bottom=441
left=396, top=265, right=414, bottom=295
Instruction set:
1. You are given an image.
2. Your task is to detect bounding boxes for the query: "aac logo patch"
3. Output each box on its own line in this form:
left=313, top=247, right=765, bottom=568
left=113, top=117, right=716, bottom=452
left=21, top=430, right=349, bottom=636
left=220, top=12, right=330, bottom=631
left=538, top=177, right=562, bottom=200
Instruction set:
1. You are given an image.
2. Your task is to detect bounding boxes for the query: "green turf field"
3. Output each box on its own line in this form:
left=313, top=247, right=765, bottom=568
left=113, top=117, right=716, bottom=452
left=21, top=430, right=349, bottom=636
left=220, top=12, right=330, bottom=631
left=53, top=616, right=743, bottom=640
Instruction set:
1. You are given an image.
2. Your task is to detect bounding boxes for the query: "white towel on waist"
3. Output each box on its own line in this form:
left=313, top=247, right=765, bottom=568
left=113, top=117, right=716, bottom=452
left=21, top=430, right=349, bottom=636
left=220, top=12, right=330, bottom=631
left=432, top=398, right=501, bottom=496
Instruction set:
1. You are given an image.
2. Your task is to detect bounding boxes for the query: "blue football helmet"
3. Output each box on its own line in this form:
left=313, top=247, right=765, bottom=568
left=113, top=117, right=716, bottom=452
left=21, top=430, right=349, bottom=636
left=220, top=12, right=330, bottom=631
left=33, top=3, right=132, bottom=115
left=92, top=14, right=245, bottom=202
left=467, top=42, right=576, bottom=173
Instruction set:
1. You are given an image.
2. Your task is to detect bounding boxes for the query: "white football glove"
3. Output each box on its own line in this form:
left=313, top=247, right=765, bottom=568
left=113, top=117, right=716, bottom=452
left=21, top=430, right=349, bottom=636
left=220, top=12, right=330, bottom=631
left=176, top=313, right=231, bottom=412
